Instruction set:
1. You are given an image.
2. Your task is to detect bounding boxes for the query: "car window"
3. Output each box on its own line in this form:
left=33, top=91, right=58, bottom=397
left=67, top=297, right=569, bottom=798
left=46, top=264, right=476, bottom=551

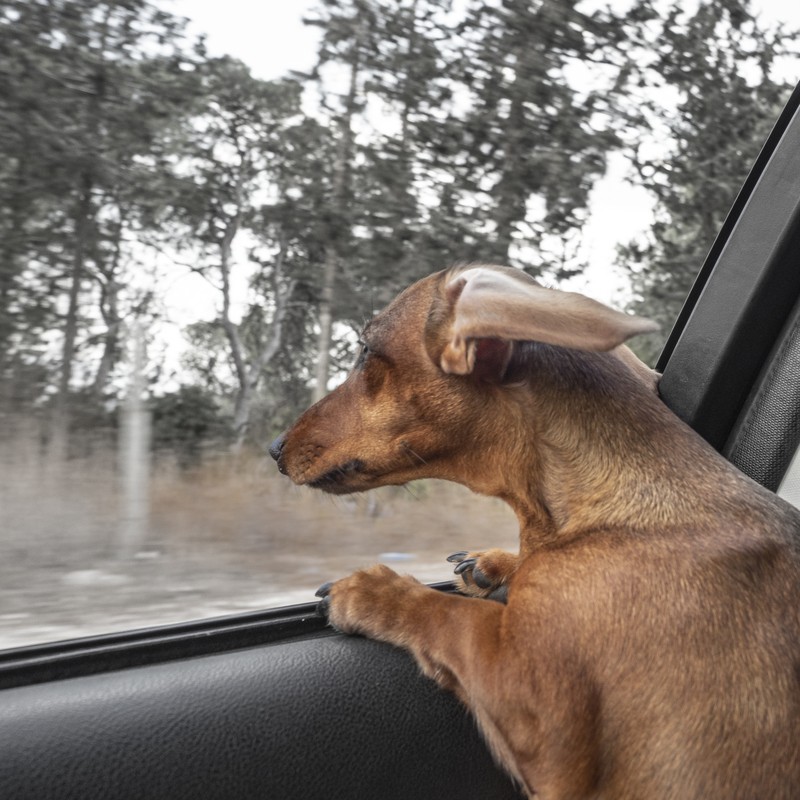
left=1, top=0, right=798, bottom=650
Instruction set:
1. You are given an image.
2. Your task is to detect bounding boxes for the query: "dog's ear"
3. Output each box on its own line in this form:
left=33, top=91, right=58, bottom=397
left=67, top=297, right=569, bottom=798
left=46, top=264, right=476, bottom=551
left=440, top=266, right=658, bottom=376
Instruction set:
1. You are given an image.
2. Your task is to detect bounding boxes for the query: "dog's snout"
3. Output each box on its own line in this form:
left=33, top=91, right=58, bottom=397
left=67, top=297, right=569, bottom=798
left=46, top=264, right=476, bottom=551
left=268, top=433, right=287, bottom=473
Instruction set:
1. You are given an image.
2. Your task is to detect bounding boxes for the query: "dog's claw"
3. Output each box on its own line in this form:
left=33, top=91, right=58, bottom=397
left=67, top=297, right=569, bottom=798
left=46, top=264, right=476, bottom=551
left=315, top=582, right=334, bottom=618
left=316, top=595, right=331, bottom=618
left=451, top=552, right=509, bottom=603
left=453, top=557, right=477, bottom=575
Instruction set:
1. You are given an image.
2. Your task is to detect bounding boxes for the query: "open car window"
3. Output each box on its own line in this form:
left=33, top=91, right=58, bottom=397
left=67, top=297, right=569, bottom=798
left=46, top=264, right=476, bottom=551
left=2, top=1, right=799, bottom=654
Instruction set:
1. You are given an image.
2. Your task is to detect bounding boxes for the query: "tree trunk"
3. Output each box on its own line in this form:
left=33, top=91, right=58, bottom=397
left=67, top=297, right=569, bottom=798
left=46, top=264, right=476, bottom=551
left=312, top=20, right=365, bottom=403
left=232, top=235, right=294, bottom=449
left=92, top=219, right=124, bottom=397
left=50, top=173, right=93, bottom=462
left=312, top=247, right=337, bottom=404
left=92, top=289, right=121, bottom=398
left=492, top=77, right=526, bottom=264
left=219, top=209, right=248, bottom=433
left=50, top=8, right=110, bottom=460
left=398, top=0, right=419, bottom=156
left=218, top=168, right=295, bottom=449
left=0, top=159, right=30, bottom=366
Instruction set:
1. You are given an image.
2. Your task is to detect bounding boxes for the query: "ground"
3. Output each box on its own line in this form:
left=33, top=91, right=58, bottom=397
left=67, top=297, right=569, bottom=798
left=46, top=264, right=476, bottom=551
left=0, top=448, right=518, bottom=650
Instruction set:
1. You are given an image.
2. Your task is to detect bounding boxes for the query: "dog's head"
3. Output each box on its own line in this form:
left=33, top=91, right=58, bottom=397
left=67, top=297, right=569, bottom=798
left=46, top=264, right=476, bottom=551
left=270, top=265, right=658, bottom=495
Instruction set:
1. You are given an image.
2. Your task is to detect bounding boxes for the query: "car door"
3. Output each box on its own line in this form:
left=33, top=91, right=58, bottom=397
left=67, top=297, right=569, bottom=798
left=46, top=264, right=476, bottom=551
left=2, top=83, right=800, bottom=800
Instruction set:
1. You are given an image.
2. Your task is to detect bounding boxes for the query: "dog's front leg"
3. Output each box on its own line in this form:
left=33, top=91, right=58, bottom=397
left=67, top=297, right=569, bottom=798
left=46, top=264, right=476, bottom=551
left=316, top=565, right=606, bottom=798
left=317, top=564, right=504, bottom=694
left=316, top=565, right=533, bottom=789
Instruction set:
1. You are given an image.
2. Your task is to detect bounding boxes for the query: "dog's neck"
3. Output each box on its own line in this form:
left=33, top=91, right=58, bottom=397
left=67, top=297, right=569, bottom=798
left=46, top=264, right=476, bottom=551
left=465, top=344, right=751, bottom=551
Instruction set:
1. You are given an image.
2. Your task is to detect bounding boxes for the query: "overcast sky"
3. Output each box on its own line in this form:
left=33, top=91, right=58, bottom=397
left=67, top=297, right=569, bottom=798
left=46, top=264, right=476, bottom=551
left=165, top=0, right=320, bottom=81
left=164, top=0, right=800, bottom=83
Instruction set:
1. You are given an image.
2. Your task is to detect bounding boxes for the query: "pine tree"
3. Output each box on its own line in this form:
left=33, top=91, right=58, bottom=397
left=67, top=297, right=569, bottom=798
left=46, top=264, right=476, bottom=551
left=446, top=0, right=626, bottom=274
left=620, top=0, right=797, bottom=362
left=303, top=0, right=377, bottom=400
left=0, top=0, right=199, bottom=452
left=348, top=0, right=456, bottom=296
left=169, top=57, right=328, bottom=445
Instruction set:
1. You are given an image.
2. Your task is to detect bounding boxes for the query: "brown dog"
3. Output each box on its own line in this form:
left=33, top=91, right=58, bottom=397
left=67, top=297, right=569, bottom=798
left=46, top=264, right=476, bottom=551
left=270, top=264, right=800, bottom=799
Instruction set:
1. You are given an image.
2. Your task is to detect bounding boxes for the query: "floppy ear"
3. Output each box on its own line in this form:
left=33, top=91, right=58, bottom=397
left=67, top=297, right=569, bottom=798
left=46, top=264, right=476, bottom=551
left=439, top=266, right=658, bottom=376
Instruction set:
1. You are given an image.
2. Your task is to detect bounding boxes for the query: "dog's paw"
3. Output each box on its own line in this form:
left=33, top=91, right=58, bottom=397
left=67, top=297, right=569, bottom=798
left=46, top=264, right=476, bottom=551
left=446, top=549, right=519, bottom=603
left=316, top=564, right=424, bottom=639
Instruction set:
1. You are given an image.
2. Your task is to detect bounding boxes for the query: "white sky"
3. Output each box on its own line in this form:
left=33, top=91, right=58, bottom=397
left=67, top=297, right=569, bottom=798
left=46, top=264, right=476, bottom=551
left=164, top=0, right=800, bottom=83
left=165, top=0, right=320, bottom=82
left=157, top=0, right=800, bottom=314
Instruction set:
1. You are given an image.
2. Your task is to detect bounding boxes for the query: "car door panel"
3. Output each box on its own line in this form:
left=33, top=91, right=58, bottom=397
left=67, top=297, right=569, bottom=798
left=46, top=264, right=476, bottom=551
left=0, top=628, right=523, bottom=800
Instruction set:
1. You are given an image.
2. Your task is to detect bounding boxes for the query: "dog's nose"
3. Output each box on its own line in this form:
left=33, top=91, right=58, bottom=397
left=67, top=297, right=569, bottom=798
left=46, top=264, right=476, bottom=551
left=268, top=433, right=287, bottom=472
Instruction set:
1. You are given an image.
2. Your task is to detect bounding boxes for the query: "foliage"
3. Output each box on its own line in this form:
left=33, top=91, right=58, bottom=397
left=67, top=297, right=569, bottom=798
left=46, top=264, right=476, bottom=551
left=0, top=0, right=201, bottom=454
left=0, top=0, right=797, bottom=454
left=150, top=385, right=232, bottom=468
left=445, top=0, right=627, bottom=274
left=618, top=0, right=796, bottom=363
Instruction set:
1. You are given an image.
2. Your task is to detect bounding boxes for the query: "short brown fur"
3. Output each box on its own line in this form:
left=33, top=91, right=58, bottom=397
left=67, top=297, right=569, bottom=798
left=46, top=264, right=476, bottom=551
left=271, top=265, right=800, bottom=799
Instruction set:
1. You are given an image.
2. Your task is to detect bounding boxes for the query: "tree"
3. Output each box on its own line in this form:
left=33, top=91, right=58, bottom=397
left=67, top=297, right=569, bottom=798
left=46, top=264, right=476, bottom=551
left=443, top=0, right=627, bottom=274
left=150, top=385, right=231, bottom=468
left=304, top=0, right=465, bottom=397
left=619, top=0, right=797, bottom=362
left=170, top=58, right=327, bottom=446
left=0, top=0, right=200, bottom=455
left=304, top=0, right=378, bottom=401
left=302, top=0, right=634, bottom=400
left=344, top=0, right=457, bottom=300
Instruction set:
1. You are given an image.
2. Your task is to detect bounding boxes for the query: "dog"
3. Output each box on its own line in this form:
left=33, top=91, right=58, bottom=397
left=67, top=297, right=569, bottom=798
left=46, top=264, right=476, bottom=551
left=270, top=264, right=800, bottom=799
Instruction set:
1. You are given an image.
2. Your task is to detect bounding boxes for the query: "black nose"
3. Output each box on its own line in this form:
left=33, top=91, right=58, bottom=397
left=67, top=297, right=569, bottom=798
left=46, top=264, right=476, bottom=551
left=268, top=433, right=287, bottom=470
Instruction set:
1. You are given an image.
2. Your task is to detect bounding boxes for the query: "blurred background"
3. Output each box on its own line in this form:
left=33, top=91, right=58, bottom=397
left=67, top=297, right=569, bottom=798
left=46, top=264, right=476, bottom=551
left=1, top=0, right=798, bottom=648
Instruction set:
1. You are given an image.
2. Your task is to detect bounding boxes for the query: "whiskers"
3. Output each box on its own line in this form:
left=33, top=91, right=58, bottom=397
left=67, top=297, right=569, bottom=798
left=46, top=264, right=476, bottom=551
left=398, top=441, right=428, bottom=500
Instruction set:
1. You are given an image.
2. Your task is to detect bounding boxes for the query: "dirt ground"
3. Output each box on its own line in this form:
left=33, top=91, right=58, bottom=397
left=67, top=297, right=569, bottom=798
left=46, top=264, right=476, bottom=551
left=0, top=447, right=518, bottom=650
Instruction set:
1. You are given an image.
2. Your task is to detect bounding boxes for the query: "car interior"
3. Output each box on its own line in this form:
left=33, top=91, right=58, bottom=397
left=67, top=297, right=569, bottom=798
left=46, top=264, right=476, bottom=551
left=2, top=83, right=800, bottom=800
